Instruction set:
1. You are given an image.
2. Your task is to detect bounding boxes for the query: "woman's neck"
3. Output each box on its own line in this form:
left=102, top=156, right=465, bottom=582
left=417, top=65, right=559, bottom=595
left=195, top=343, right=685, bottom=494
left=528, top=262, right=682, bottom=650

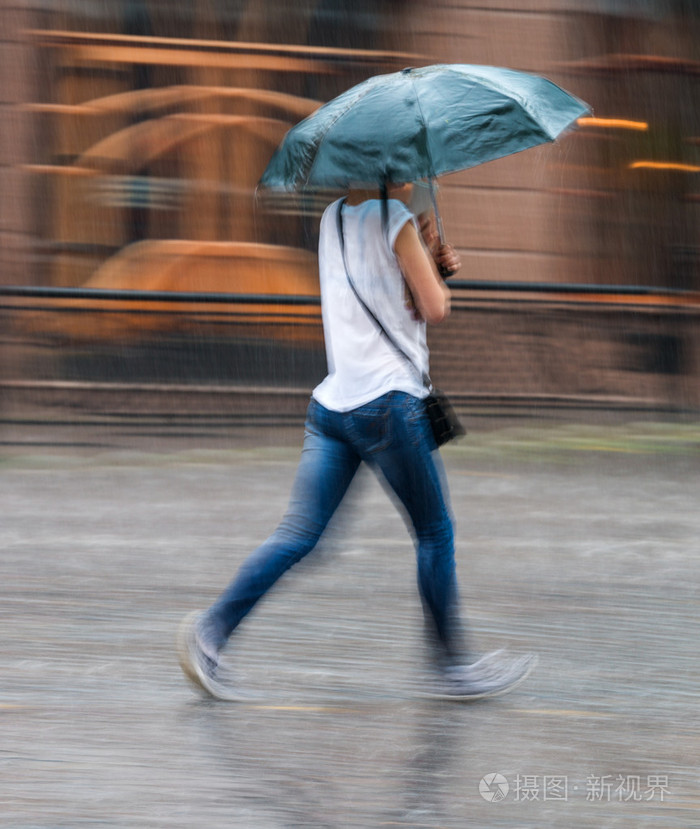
left=345, top=188, right=380, bottom=206
left=345, top=182, right=413, bottom=206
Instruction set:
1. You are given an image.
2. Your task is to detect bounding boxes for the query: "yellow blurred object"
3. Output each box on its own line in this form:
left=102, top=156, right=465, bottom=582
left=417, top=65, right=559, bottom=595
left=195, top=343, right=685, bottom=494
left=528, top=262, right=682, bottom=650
left=22, top=242, right=321, bottom=345
left=577, top=117, right=648, bottom=131
left=628, top=161, right=700, bottom=172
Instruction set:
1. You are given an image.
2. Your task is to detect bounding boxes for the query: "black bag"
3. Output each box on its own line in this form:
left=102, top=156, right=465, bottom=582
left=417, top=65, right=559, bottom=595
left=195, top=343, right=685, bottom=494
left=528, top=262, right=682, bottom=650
left=425, top=389, right=465, bottom=446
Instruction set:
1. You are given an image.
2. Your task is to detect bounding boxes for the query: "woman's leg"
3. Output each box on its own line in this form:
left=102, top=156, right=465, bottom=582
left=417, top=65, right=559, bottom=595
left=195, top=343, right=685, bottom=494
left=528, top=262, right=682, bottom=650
left=205, top=400, right=361, bottom=649
left=349, top=392, right=466, bottom=667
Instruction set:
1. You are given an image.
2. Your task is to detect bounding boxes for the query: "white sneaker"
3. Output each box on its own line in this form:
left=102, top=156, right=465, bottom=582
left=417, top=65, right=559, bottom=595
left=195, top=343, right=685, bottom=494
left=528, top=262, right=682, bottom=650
left=176, top=611, right=241, bottom=701
left=429, top=651, right=538, bottom=701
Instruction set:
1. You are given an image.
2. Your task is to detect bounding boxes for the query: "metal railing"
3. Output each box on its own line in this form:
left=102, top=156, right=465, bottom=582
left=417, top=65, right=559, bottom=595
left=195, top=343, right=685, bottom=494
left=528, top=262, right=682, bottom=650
left=1, top=281, right=698, bottom=306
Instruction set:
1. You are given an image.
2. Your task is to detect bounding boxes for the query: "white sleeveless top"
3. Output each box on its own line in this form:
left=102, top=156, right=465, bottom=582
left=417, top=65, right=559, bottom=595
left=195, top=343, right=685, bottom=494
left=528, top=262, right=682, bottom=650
left=312, top=197, right=429, bottom=412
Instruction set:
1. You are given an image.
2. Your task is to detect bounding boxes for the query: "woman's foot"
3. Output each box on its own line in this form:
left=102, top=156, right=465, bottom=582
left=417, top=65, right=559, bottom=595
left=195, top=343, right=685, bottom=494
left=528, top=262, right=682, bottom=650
left=177, top=611, right=240, bottom=701
left=429, top=651, right=538, bottom=701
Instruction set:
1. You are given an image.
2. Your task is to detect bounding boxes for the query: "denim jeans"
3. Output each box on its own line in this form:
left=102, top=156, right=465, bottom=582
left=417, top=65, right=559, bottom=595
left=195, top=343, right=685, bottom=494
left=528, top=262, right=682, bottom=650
left=206, top=391, right=465, bottom=666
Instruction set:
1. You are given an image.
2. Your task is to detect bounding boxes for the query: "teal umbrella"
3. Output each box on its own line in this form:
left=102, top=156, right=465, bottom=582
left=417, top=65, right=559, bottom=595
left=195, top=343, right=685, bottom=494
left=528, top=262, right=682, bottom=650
left=259, top=63, right=590, bottom=236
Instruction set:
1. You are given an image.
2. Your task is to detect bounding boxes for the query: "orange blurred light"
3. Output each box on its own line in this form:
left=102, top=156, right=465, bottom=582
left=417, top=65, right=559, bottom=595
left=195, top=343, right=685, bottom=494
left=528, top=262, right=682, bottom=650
left=577, top=117, right=649, bottom=131
left=629, top=161, right=700, bottom=172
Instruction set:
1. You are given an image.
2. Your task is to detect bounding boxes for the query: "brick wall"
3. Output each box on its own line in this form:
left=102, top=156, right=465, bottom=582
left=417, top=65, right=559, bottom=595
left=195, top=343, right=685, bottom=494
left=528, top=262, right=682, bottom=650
left=0, top=2, right=41, bottom=287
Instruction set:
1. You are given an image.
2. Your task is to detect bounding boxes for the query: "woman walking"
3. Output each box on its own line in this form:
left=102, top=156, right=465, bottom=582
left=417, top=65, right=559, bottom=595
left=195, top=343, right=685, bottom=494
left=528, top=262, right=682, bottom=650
left=178, top=182, right=536, bottom=700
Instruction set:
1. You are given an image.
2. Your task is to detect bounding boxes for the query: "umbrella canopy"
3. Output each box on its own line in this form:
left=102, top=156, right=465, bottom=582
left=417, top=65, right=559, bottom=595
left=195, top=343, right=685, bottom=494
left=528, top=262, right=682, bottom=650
left=259, top=63, right=590, bottom=191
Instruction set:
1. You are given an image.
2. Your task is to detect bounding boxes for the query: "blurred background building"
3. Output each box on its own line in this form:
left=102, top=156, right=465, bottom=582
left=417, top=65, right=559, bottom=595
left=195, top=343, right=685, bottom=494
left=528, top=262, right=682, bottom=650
left=1, top=0, right=699, bottom=423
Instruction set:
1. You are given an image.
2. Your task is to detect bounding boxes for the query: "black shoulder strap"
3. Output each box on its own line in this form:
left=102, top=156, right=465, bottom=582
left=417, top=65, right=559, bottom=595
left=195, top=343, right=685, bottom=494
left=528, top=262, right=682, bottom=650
left=335, top=199, right=431, bottom=390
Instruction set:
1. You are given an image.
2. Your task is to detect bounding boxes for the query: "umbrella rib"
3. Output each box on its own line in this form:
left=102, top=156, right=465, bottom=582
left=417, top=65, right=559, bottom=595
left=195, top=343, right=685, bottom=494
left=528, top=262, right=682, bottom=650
left=303, top=78, right=381, bottom=188
left=407, top=69, right=450, bottom=240
left=406, top=71, right=436, bottom=181
left=446, top=65, right=586, bottom=142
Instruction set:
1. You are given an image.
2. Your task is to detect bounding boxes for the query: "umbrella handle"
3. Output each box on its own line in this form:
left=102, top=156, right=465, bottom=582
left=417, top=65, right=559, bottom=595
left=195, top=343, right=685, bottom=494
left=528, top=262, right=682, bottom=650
left=428, top=178, right=445, bottom=245
left=429, top=177, right=459, bottom=280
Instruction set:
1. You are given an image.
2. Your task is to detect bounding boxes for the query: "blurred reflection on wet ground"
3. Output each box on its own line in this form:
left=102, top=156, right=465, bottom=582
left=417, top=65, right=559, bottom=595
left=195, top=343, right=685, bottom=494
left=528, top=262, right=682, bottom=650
left=1, top=421, right=699, bottom=827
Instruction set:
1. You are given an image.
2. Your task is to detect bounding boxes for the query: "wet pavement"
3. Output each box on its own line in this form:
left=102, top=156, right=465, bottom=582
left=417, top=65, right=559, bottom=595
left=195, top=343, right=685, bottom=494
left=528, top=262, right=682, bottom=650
left=1, top=419, right=699, bottom=827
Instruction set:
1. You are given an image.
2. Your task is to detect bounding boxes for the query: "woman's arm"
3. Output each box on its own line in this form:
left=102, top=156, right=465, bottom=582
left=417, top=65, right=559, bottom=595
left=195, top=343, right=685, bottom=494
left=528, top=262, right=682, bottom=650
left=394, top=220, right=451, bottom=324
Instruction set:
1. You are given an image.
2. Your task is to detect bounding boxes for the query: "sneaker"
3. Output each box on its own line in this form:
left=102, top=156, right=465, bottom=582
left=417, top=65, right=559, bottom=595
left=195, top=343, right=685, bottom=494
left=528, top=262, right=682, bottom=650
left=177, top=611, right=240, bottom=701
left=429, top=651, right=538, bottom=701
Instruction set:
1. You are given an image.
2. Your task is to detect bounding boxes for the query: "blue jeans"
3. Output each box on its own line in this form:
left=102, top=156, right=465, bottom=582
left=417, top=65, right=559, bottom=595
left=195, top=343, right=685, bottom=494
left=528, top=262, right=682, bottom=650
left=206, top=391, right=465, bottom=666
